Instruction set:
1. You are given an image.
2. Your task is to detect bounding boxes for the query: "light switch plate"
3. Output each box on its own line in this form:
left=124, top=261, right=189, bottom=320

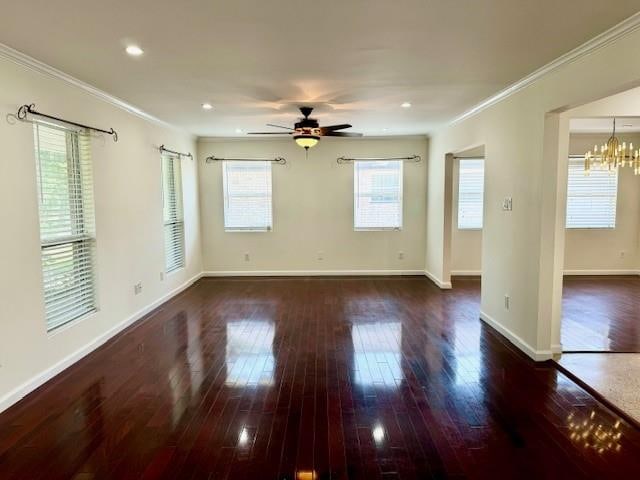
left=502, top=197, right=513, bottom=211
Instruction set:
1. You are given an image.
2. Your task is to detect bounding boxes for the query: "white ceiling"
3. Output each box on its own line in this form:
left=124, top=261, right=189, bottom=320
left=570, top=118, right=640, bottom=133
left=1, top=1, right=639, bottom=137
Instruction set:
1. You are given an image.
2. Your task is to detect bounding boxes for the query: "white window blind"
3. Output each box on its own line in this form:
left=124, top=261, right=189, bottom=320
left=354, top=160, right=403, bottom=230
left=162, top=154, right=185, bottom=272
left=566, top=157, right=618, bottom=229
left=457, top=159, right=484, bottom=229
left=223, top=161, right=273, bottom=231
left=34, top=124, right=97, bottom=331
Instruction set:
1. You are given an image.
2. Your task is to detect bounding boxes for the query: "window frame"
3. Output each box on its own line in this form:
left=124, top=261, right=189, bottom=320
left=34, top=123, right=98, bottom=332
left=353, top=160, right=404, bottom=231
left=162, top=153, right=186, bottom=274
left=456, top=158, right=485, bottom=230
left=565, top=155, right=618, bottom=230
left=222, top=160, right=273, bottom=233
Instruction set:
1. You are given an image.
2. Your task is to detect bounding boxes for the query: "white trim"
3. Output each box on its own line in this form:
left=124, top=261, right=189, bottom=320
left=449, top=12, right=640, bottom=126
left=451, top=270, right=481, bottom=276
left=0, top=272, right=202, bottom=414
left=203, top=270, right=424, bottom=277
left=563, top=269, right=640, bottom=276
left=0, top=42, right=179, bottom=131
left=480, top=310, right=552, bottom=362
left=197, top=134, right=429, bottom=143
left=423, top=270, right=452, bottom=289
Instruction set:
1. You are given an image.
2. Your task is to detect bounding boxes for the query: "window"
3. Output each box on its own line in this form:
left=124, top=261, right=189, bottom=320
left=162, top=153, right=185, bottom=272
left=223, top=161, right=272, bottom=231
left=34, top=124, right=97, bottom=331
left=457, top=159, right=484, bottom=229
left=354, top=160, right=403, bottom=230
left=566, top=157, right=618, bottom=229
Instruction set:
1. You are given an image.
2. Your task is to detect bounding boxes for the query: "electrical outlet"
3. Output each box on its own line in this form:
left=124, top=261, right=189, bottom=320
left=160, top=271, right=165, bottom=281
left=317, top=251, right=324, bottom=261
left=620, top=251, right=626, bottom=258
left=244, top=252, right=250, bottom=262
left=504, top=294, right=510, bottom=310
left=502, top=197, right=513, bottom=211
left=134, top=282, right=143, bottom=295
left=398, top=251, right=404, bottom=260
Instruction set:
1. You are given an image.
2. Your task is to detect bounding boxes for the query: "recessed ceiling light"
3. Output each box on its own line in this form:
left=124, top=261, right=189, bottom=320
left=235, top=128, right=243, bottom=133
left=202, top=103, right=213, bottom=110
left=401, top=102, right=412, bottom=108
left=125, top=45, right=144, bottom=56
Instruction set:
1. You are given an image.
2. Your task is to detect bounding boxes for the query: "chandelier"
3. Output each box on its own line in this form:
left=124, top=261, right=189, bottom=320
left=583, top=118, right=640, bottom=175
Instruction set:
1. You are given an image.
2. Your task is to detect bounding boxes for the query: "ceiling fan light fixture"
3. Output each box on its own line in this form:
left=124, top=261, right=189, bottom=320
left=294, top=134, right=320, bottom=150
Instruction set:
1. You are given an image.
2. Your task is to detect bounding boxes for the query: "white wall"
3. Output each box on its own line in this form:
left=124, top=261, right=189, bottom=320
left=198, top=137, right=427, bottom=274
left=564, top=133, right=640, bottom=273
left=0, top=56, right=202, bottom=410
left=425, top=24, right=640, bottom=359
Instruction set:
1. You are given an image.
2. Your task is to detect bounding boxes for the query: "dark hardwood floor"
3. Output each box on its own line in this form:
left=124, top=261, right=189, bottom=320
left=1, top=276, right=640, bottom=479
left=562, top=275, right=640, bottom=352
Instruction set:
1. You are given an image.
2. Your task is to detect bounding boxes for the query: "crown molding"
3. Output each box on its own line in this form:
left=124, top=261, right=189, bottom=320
left=0, top=42, right=178, bottom=130
left=449, top=12, right=640, bottom=127
left=197, top=133, right=429, bottom=143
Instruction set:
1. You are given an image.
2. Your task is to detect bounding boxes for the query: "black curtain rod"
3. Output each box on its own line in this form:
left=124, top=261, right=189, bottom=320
left=337, top=155, right=421, bottom=164
left=205, top=156, right=287, bottom=165
left=17, top=104, right=118, bottom=142
left=160, top=145, right=193, bottom=159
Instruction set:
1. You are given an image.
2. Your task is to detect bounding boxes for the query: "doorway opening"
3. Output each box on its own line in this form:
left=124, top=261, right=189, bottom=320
left=444, top=145, right=485, bottom=294
left=553, top=87, right=640, bottom=427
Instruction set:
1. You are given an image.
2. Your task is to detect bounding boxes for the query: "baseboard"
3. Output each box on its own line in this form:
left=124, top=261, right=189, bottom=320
left=202, top=269, right=425, bottom=277
left=423, top=270, right=452, bottom=289
left=551, top=343, right=563, bottom=355
left=479, top=310, right=553, bottom=362
left=563, top=269, right=640, bottom=276
left=451, top=270, right=481, bottom=276
left=0, top=272, right=203, bottom=414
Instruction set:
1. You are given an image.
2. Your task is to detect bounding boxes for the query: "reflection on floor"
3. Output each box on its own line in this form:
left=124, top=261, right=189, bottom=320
left=2, top=276, right=640, bottom=478
left=559, top=353, right=640, bottom=425
left=226, top=320, right=275, bottom=387
left=352, top=322, right=403, bottom=387
left=562, top=275, right=640, bottom=352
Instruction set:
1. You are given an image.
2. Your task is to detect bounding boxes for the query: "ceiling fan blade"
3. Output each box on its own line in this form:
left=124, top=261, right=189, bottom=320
left=266, top=123, right=295, bottom=130
left=323, top=131, right=363, bottom=137
left=320, top=124, right=352, bottom=133
left=247, top=132, right=292, bottom=135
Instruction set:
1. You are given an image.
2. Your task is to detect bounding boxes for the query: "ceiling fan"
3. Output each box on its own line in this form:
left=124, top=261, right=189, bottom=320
left=248, top=106, right=363, bottom=151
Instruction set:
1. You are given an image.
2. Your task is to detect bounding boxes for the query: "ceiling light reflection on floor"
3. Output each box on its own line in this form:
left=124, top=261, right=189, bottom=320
left=567, top=410, right=623, bottom=454
left=238, top=427, right=250, bottom=447
left=372, top=424, right=385, bottom=444
left=296, top=470, right=317, bottom=480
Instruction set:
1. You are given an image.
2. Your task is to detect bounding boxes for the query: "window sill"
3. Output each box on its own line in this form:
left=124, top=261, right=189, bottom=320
left=566, top=227, right=616, bottom=230
left=224, top=229, right=272, bottom=233
left=47, top=308, right=99, bottom=338
left=166, top=265, right=185, bottom=278
left=354, top=227, right=402, bottom=232
left=457, top=227, right=483, bottom=231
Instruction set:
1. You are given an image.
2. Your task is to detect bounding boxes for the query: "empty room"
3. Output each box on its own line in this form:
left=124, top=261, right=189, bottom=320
left=3, top=2, right=640, bottom=479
